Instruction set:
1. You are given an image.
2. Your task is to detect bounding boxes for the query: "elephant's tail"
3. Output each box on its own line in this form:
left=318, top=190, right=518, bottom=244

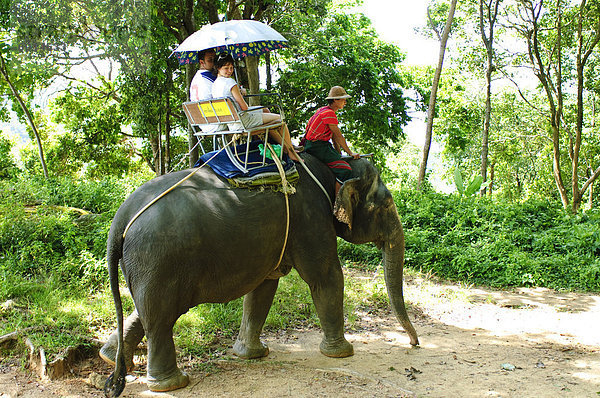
left=104, top=232, right=126, bottom=398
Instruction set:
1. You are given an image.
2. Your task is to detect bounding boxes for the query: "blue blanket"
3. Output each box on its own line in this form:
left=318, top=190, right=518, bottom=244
left=196, top=140, right=295, bottom=179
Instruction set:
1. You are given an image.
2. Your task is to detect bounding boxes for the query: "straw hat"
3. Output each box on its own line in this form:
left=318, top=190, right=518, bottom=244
left=326, top=86, right=351, bottom=100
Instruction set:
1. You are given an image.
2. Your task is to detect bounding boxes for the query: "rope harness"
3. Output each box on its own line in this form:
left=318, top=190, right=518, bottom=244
left=122, top=137, right=235, bottom=239
left=121, top=138, right=300, bottom=272
left=264, top=142, right=291, bottom=270
left=297, top=159, right=333, bottom=209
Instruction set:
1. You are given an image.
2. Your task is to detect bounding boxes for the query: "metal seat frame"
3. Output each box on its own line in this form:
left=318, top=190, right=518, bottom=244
left=183, top=94, right=286, bottom=173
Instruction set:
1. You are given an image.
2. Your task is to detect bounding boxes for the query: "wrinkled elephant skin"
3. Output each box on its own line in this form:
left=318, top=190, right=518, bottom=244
left=103, top=154, right=418, bottom=397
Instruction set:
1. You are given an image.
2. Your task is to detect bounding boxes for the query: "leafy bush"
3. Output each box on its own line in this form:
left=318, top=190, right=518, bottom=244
left=337, top=239, right=382, bottom=270
left=0, top=132, right=18, bottom=179
left=393, top=189, right=600, bottom=291
left=0, top=175, right=146, bottom=298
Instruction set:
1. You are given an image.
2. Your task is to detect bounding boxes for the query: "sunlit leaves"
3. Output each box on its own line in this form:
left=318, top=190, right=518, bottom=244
left=275, top=10, right=410, bottom=159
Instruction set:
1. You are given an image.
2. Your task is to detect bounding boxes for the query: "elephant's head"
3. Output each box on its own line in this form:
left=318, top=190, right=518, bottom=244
left=333, top=159, right=419, bottom=346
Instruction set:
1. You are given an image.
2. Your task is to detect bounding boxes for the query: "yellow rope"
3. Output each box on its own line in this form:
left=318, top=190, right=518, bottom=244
left=265, top=142, right=290, bottom=270
left=122, top=138, right=235, bottom=239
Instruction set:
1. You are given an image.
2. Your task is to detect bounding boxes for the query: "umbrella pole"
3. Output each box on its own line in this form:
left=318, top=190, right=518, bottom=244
left=225, top=43, right=241, bottom=92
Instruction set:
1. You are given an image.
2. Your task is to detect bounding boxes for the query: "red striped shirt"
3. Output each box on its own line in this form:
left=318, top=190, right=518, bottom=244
left=305, top=106, right=338, bottom=141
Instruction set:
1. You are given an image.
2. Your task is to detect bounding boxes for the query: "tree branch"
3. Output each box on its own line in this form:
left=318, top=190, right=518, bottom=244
left=580, top=165, right=600, bottom=196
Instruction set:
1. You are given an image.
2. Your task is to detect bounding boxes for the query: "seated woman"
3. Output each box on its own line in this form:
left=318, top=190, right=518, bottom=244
left=212, top=52, right=301, bottom=162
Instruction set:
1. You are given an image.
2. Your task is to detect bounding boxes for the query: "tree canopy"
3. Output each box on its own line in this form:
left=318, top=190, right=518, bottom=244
left=423, top=0, right=600, bottom=210
left=275, top=11, right=410, bottom=158
left=1, top=0, right=599, bottom=210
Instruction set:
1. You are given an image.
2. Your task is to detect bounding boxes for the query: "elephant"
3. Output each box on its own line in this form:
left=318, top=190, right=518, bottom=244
left=102, top=153, right=419, bottom=397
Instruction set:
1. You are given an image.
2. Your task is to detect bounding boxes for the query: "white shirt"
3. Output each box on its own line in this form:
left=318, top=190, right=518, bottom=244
left=190, top=70, right=215, bottom=102
left=211, top=76, right=266, bottom=130
left=212, top=76, right=238, bottom=103
left=189, top=70, right=217, bottom=133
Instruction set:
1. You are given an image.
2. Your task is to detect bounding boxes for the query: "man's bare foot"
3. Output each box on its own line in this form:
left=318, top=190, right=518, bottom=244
left=285, top=147, right=302, bottom=162
left=288, top=151, right=302, bottom=162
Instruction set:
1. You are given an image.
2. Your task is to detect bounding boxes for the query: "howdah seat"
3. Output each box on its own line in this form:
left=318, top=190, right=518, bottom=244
left=183, top=94, right=286, bottom=174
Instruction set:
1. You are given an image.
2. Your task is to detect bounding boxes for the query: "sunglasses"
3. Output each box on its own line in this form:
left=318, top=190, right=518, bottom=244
left=217, top=52, right=231, bottom=61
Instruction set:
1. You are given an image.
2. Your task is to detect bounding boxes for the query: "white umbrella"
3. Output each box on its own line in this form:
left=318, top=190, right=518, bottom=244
left=174, top=19, right=288, bottom=64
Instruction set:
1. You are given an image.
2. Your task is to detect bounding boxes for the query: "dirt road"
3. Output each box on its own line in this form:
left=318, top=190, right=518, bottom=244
left=1, top=275, right=599, bottom=397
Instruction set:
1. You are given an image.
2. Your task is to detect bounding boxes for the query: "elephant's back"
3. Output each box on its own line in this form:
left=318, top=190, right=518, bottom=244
left=121, top=168, right=287, bottom=234
left=117, top=168, right=291, bottom=299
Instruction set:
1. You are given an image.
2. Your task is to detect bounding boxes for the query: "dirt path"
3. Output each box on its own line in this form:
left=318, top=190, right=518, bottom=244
left=2, top=276, right=599, bottom=398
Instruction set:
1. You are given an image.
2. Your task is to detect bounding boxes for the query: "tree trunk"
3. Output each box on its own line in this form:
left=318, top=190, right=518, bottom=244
left=148, top=133, right=159, bottom=175
left=265, top=52, right=272, bottom=91
left=198, top=0, right=220, bottom=24
left=552, top=0, right=569, bottom=209
left=480, top=64, right=491, bottom=196
left=550, top=121, right=569, bottom=208
left=523, top=0, right=569, bottom=208
left=157, top=118, right=163, bottom=176
left=479, top=0, right=499, bottom=196
left=589, top=178, right=594, bottom=209
left=489, top=160, right=495, bottom=196
left=571, top=0, right=600, bottom=213
left=0, top=52, right=49, bottom=179
left=186, top=63, right=199, bottom=167
left=417, top=0, right=458, bottom=190
left=246, top=55, right=261, bottom=107
left=165, top=95, right=171, bottom=172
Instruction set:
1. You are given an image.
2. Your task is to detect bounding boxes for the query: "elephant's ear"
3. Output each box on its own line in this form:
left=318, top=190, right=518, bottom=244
left=333, top=178, right=360, bottom=229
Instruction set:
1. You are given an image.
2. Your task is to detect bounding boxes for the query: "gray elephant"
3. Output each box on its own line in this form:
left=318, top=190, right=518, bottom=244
left=102, top=153, right=419, bottom=397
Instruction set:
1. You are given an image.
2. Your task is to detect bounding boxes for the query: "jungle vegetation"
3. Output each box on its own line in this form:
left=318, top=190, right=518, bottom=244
left=0, top=0, right=599, bottom=361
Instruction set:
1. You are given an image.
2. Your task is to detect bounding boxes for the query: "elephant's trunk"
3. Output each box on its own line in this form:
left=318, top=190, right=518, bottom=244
left=382, top=217, right=419, bottom=346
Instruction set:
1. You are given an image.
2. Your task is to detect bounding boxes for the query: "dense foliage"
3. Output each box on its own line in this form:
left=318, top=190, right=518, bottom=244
left=0, top=175, right=138, bottom=357
left=435, top=0, right=600, bottom=211
left=3, top=0, right=599, bottom=209
left=275, top=11, right=411, bottom=160
left=0, top=132, right=17, bottom=179
left=4, top=175, right=595, bottom=307
left=396, top=190, right=600, bottom=291
left=0, top=175, right=140, bottom=299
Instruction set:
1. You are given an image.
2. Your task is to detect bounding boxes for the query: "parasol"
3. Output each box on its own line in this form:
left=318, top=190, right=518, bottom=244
left=173, top=19, right=288, bottom=64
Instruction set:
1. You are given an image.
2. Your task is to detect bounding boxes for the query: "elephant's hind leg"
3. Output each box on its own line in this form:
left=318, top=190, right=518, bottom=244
left=145, top=321, right=189, bottom=392
left=233, top=278, right=279, bottom=359
left=100, top=310, right=145, bottom=371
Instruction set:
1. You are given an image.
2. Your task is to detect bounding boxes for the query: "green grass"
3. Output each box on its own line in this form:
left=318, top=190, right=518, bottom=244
left=173, top=269, right=320, bottom=357
left=0, top=283, right=136, bottom=360
left=1, top=266, right=396, bottom=363
left=165, top=267, right=407, bottom=358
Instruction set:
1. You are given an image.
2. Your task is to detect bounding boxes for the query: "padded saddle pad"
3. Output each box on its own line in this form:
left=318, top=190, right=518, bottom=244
left=196, top=140, right=295, bottom=179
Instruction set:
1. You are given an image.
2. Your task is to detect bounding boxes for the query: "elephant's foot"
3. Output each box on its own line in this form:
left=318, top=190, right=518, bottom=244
left=146, top=368, right=189, bottom=392
left=232, top=338, right=269, bottom=359
left=319, top=337, right=354, bottom=358
left=99, top=341, right=135, bottom=371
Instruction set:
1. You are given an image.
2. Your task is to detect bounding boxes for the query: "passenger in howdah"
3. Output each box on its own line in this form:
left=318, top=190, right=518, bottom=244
left=212, top=52, right=301, bottom=162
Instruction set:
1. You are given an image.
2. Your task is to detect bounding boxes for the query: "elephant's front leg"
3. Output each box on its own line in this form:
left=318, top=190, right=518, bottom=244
left=306, top=265, right=354, bottom=358
left=233, top=278, right=279, bottom=359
